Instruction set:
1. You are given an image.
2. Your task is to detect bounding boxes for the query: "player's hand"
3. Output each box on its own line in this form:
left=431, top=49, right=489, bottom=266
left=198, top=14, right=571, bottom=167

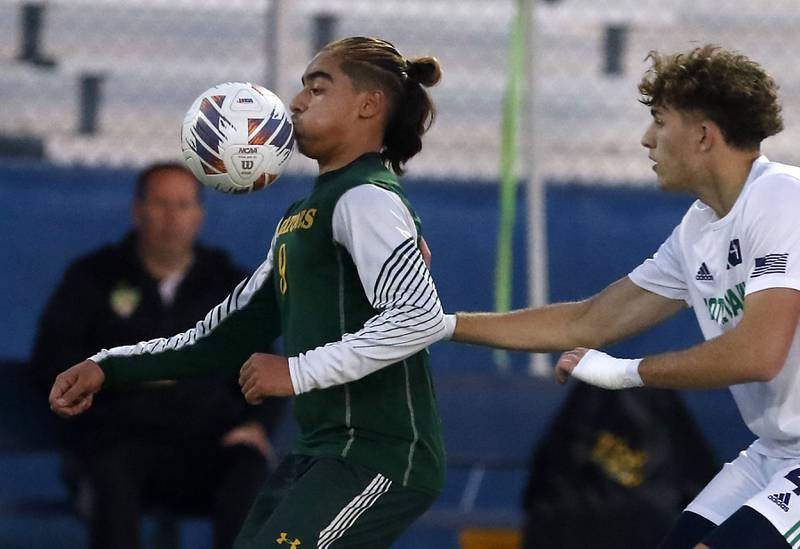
left=239, top=353, right=294, bottom=404
left=49, top=360, right=105, bottom=417
left=556, top=348, right=644, bottom=389
left=554, top=347, right=590, bottom=384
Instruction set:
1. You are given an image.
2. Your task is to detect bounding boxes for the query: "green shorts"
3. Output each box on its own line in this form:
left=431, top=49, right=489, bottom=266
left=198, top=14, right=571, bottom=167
left=234, top=454, right=437, bottom=549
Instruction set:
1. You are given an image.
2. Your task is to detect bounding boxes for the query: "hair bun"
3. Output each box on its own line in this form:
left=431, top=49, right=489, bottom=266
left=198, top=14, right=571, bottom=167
left=406, top=56, right=442, bottom=87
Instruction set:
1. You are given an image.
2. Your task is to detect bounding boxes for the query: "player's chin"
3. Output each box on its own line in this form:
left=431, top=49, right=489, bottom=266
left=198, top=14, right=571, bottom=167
left=655, top=175, right=675, bottom=192
left=295, top=139, right=318, bottom=160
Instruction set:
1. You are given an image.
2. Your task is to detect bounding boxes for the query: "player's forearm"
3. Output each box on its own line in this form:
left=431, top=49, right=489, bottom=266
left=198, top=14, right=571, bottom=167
left=451, top=301, right=597, bottom=352
left=450, top=278, right=682, bottom=352
left=639, top=330, right=784, bottom=389
left=95, top=317, right=243, bottom=386
left=97, top=267, right=280, bottom=387
left=289, top=302, right=445, bottom=393
left=640, top=289, right=799, bottom=388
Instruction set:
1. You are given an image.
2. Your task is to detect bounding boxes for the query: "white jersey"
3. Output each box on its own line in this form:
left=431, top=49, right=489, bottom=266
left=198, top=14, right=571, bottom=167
left=629, top=156, right=800, bottom=457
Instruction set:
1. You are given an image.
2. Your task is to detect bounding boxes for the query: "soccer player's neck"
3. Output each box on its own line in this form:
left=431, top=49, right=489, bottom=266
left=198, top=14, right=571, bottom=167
left=695, top=150, right=761, bottom=218
left=316, top=140, right=383, bottom=176
left=313, top=115, right=385, bottom=176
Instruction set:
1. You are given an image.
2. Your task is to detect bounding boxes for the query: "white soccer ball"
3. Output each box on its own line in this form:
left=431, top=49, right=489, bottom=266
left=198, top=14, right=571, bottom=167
left=181, top=82, right=294, bottom=193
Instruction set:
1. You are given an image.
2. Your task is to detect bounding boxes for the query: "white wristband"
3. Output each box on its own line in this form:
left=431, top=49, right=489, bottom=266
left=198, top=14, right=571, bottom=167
left=571, top=349, right=644, bottom=390
left=287, top=356, right=303, bottom=395
left=442, top=314, right=457, bottom=340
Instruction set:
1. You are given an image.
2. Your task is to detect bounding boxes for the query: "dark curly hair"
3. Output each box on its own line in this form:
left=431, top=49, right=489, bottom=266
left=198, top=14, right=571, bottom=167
left=322, top=36, right=442, bottom=175
left=638, top=44, right=783, bottom=150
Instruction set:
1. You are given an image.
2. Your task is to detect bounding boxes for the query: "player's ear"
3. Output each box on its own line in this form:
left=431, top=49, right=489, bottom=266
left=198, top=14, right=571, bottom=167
left=698, top=120, right=719, bottom=152
left=359, top=89, right=385, bottom=119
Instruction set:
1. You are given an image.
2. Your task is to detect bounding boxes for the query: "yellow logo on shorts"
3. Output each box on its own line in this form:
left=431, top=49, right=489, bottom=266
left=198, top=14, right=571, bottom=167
left=276, top=532, right=301, bottom=547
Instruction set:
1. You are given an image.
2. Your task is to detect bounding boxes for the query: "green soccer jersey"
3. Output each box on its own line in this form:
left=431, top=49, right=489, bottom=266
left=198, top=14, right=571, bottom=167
left=95, top=153, right=447, bottom=495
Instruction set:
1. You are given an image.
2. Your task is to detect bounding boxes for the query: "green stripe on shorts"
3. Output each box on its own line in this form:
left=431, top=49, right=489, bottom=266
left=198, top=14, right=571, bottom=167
left=786, top=519, right=800, bottom=545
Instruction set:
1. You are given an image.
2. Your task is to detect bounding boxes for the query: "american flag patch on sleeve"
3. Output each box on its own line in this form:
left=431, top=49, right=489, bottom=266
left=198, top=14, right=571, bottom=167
left=751, top=253, right=789, bottom=278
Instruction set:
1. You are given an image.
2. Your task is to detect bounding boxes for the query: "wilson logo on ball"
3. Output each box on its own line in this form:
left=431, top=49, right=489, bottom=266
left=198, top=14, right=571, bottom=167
left=181, top=82, right=294, bottom=193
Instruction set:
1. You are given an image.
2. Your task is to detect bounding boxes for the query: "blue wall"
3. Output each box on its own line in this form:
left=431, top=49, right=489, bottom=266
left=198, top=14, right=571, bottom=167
left=1, top=162, right=754, bottom=548
left=0, top=162, right=701, bottom=367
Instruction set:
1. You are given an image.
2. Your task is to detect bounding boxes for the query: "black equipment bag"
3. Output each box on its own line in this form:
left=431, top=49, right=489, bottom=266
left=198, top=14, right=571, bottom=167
left=522, top=383, right=719, bottom=548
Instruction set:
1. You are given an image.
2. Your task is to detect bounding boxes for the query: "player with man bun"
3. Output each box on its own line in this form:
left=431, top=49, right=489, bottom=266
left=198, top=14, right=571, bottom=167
left=49, top=36, right=448, bottom=548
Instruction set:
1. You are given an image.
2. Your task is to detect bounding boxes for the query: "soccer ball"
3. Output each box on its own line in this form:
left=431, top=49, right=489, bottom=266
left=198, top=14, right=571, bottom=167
left=181, top=82, right=294, bottom=193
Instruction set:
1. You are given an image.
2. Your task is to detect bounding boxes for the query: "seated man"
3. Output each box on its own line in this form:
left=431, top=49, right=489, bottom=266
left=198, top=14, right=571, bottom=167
left=30, top=162, right=283, bottom=549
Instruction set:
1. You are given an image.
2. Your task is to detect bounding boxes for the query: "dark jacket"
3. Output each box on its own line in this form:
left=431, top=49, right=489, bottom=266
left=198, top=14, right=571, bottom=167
left=30, top=232, right=283, bottom=449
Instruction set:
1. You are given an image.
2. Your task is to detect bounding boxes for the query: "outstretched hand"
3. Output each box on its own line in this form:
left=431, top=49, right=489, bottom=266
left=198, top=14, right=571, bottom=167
left=239, top=353, right=295, bottom=404
left=49, top=360, right=105, bottom=417
left=554, top=347, right=590, bottom=384
left=555, top=348, right=645, bottom=390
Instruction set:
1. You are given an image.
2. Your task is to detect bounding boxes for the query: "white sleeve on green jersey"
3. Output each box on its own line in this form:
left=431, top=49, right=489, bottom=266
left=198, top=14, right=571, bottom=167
left=89, top=228, right=280, bottom=370
left=288, top=184, right=446, bottom=394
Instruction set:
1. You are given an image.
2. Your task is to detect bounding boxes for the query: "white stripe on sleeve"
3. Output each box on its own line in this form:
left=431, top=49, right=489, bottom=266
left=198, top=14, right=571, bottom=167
left=89, top=231, right=278, bottom=363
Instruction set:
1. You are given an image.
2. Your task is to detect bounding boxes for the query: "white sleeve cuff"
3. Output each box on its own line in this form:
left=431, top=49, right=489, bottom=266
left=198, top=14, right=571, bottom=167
left=442, top=314, right=457, bottom=340
left=287, top=356, right=303, bottom=395
left=571, top=349, right=643, bottom=390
